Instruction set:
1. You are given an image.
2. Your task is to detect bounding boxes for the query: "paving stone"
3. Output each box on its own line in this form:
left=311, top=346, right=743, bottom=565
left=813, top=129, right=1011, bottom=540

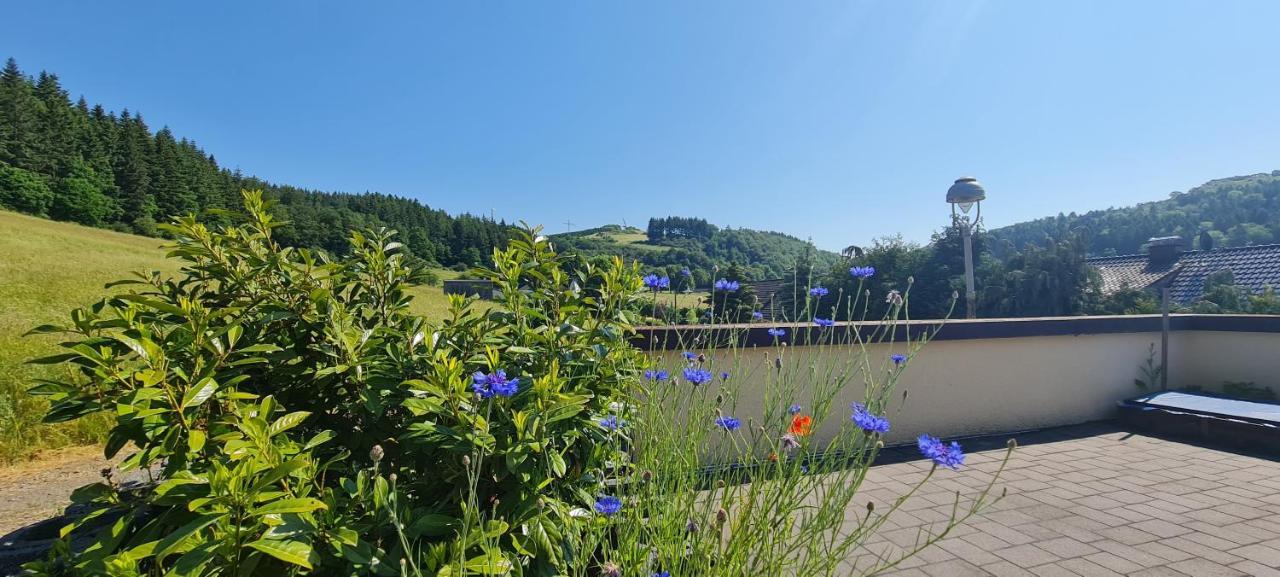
left=982, top=560, right=1035, bottom=577
left=1130, top=518, right=1193, bottom=538
left=1082, top=551, right=1146, bottom=574
left=1023, top=562, right=1078, bottom=577
left=1230, top=542, right=1280, bottom=567
left=1058, top=557, right=1127, bottom=576
left=920, top=560, right=989, bottom=577
left=1167, top=558, right=1247, bottom=576
left=1032, top=536, right=1100, bottom=559
left=1230, top=560, right=1280, bottom=577
left=1087, top=540, right=1171, bottom=569
left=1128, top=568, right=1196, bottom=577
left=992, top=544, right=1059, bottom=568
left=840, top=423, right=1280, bottom=576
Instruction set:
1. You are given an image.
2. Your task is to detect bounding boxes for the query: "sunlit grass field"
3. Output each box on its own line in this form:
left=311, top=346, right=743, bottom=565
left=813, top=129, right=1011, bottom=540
left=0, top=211, right=466, bottom=464
left=0, top=212, right=176, bottom=464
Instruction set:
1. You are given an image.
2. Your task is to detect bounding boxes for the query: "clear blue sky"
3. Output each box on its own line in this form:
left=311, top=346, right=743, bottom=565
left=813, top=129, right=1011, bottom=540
left=7, top=1, right=1280, bottom=250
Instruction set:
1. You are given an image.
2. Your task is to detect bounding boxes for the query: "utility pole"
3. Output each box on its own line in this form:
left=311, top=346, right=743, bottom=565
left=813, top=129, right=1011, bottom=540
left=564, top=219, right=574, bottom=233
left=946, top=177, right=987, bottom=319
left=961, top=221, right=976, bottom=318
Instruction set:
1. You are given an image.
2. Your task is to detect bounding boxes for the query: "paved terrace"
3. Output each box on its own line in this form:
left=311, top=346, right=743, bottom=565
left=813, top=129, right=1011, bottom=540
left=862, top=423, right=1280, bottom=576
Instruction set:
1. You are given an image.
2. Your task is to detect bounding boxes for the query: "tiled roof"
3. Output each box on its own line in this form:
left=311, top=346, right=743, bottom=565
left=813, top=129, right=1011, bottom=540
left=1088, top=244, right=1280, bottom=304
left=1088, top=254, right=1180, bottom=295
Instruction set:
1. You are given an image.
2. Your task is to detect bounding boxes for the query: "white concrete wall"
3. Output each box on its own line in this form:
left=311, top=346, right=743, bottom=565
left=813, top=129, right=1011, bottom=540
left=648, top=327, right=1280, bottom=447
left=1170, top=330, right=1280, bottom=393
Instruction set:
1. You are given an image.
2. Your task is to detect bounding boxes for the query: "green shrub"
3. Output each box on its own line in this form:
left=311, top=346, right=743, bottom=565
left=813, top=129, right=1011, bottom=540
left=51, top=161, right=118, bottom=226
left=26, top=191, right=643, bottom=575
left=0, top=164, right=55, bottom=216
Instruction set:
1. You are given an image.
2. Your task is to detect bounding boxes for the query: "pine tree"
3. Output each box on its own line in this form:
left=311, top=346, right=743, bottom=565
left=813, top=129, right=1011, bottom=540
left=151, top=127, right=196, bottom=217
left=33, top=71, right=78, bottom=177
left=112, top=109, right=156, bottom=231
left=0, top=58, right=44, bottom=170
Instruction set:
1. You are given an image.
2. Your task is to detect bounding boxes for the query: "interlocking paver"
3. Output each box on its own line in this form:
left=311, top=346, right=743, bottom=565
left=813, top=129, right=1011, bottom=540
left=1231, top=560, right=1280, bottom=577
left=1231, top=542, right=1280, bottom=566
left=1167, top=558, right=1248, bottom=576
left=1128, top=568, right=1193, bottom=577
left=1058, top=557, right=1126, bottom=577
left=844, top=422, right=1280, bottom=576
left=1029, top=537, right=1093, bottom=560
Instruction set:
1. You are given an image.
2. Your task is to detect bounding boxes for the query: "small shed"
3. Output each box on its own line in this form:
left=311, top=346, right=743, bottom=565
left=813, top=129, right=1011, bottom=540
left=442, top=279, right=496, bottom=299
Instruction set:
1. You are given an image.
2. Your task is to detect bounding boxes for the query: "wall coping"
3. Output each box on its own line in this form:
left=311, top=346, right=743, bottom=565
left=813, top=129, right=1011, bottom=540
left=632, top=314, right=1280, bottom=350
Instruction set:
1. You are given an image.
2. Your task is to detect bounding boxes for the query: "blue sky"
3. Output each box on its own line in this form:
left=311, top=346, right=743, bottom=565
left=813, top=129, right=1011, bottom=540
left=7, top=1, right=1280, bottom=250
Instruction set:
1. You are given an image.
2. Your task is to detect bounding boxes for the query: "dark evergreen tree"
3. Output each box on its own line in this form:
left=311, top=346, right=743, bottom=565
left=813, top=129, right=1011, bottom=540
left=33, top=71, right=77, bottom=177
left=0, top=58, right=43, bottom=170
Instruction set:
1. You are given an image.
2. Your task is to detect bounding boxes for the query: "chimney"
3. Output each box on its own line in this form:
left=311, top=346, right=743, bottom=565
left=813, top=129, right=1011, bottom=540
left=1145, top=236, right=1185, bottom=267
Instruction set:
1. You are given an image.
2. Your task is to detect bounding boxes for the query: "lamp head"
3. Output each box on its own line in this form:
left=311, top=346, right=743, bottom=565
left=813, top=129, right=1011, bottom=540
left=947, top=177, right=986, bottom=211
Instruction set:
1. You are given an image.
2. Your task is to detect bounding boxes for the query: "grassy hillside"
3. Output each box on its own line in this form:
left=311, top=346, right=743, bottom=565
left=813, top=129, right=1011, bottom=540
left=0, top=211, right=176, bottom=463
left=554, top=223, right=839, bottom=281
left=0, top=211, right=464, bottom=464
left=554, top=225, right=667, bottom=252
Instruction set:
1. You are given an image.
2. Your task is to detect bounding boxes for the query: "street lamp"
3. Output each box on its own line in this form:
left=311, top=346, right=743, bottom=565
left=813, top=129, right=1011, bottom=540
left=946, top=177, right=986, bottom=319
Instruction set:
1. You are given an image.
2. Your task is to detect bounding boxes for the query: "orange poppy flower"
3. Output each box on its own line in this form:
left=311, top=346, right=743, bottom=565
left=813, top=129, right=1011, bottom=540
left=789, top=414, right=813, bottom=436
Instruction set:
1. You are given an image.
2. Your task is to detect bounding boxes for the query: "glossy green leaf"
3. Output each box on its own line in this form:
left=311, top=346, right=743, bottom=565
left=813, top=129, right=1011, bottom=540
left=251, top=497, right=328, bottom=516
left=246, top=538, right=314, bottom=569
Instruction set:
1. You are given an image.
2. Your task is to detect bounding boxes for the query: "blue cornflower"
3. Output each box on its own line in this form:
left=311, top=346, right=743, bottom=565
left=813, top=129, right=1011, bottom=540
left=682, top=351, right=698, bottom=361
left=715, top=416, right=741, bottom=431
left=809, top=286, right=829, bottom=297
left=681, top=267, right=691, bottom=277
left=918, top=435, right=965, bottom=470
left=752, top=311, right=764, bottom=321
left=594, top=495, right=623, bottom=516
left=767, top=327, right=786, bottom=338
left=683, top=367, right=713, bottom=386
left=643, top=369, right=670, bottom=381
left=652, top=572, right=671, bottom=577
left=891, top=354, right=907, bottom=366
left=849, top=266, right=876, bottom=279
left=714, top=278, right=740, bottom=292
left=599, top=415, right=625, bottom=431
left=472, top=370, right=519, bottom=399
left=788, top=403, right=802, bottom=415
left=851, top=403, right=891, bottom=434
left=719, top=371, right=730, bottom=382
left=642, top=273, right=670, bottom=290
left=814, top=318, right=835, bottom=327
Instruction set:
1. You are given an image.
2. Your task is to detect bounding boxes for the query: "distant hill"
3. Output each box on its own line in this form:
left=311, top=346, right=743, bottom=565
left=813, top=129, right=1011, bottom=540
left=990, top=171, right=1280, bottom=257
left=553, top=217, right=839, bottom=282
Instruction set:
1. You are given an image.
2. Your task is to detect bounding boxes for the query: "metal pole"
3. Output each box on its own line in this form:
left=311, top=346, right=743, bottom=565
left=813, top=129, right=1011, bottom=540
left=1161, top=286, right=1170, bottom=390
left=962, top=221, right=976, bottom=319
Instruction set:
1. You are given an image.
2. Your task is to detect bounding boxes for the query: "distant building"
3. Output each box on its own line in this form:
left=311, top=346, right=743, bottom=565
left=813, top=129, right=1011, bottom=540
left=442, top=279, right=496, bottom=299
left=1088, top=236, right=1280, bottom=304
left=740, top=278, right=790, bottom=321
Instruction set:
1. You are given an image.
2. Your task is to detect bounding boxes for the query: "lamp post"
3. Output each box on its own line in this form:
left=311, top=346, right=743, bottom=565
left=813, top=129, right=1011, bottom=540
left=946, top=177, right=986, bottom=319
